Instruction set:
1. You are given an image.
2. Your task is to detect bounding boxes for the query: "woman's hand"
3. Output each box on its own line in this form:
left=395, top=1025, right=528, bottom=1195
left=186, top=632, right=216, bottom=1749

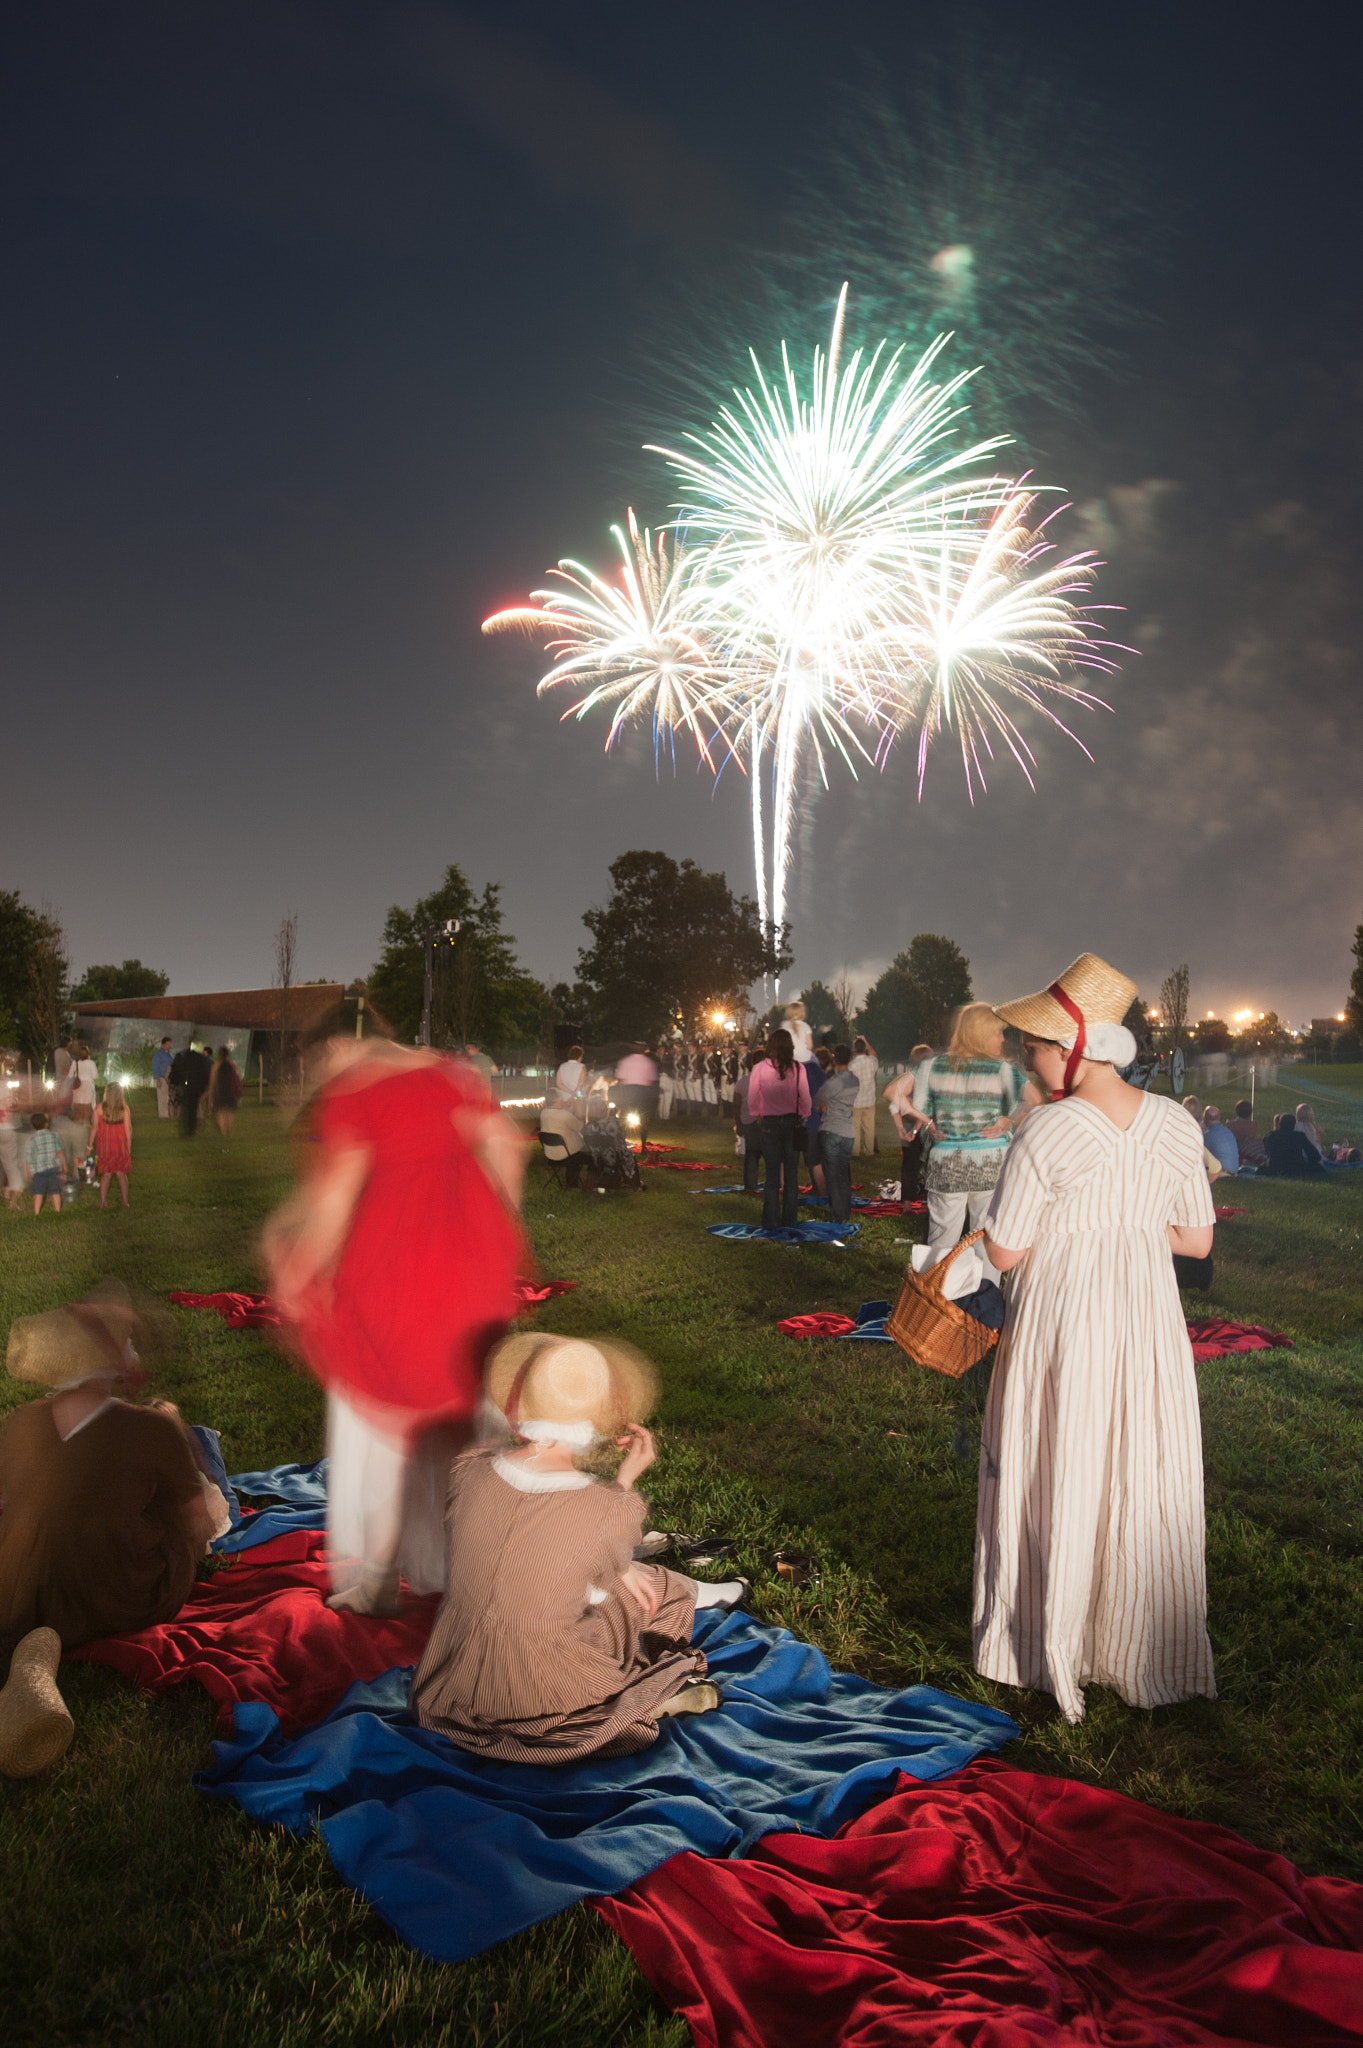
left=618, top=1561, right=662, bottom=1620
left=614, top=1423, right=656, bottom=1490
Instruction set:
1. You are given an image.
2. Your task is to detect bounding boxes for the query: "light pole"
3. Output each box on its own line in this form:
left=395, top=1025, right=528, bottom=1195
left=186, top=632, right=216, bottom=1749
left=419, top=920, right=461, bottom=1047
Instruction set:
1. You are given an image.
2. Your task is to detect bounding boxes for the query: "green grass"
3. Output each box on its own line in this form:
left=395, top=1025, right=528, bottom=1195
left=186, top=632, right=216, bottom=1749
left=3, top=1089, right=1362, bottom=2043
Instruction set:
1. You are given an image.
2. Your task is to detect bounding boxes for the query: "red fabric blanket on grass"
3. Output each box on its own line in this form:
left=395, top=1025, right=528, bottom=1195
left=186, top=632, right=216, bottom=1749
left=599, top=1760, right=1363, bottom=2048
left=1187, top=1318, right=1293, bottom=1362
left=170, top=1278, right=577, bottom=1327
left=168, top=1290, right=285, bottom=1328
left=642, top=1159, right=726, bottom=1172
left=1215, top=1206, right=1249, bottom=1219
left=70, top=1530, right=436, bottom=1736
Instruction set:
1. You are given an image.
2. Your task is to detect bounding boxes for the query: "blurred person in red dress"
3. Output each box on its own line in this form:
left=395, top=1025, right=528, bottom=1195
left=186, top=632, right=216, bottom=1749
left=260, top=996, right=526, bottom=1615
left=91, top=1082, right=133, bottom=1208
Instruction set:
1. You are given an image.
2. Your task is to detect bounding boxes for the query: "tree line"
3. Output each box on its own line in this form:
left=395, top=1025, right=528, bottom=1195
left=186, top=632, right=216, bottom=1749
left=10, top=873, right=1360, bottom=1066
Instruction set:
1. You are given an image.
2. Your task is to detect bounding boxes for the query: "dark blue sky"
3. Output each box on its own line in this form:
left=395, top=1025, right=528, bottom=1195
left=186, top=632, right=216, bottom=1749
left=2, top=1, right=1360, bottom=1024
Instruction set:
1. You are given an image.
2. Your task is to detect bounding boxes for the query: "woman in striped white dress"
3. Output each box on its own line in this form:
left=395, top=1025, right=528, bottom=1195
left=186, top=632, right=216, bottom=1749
left=976, top=955, right=1217, bottom=1725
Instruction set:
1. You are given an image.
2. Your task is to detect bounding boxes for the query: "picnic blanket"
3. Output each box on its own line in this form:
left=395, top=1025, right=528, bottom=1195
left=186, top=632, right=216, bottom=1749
left=600, top=1758, right=1363, bottom=2048
left=70, top=1529, right=437, bottom=1736
left=1187, top=1318, right=1294, bottom=1362
left=170, top=1278, right=578, bottom=1326
left=778, top=1302, right=894, bottom=1343
left=198, top=1603, right=1016, bottom=1964
left=707, top=1222, right=861, bottom=1245
left=213, top=1458, right=330, bottom=1552
left=168, top=1289, right=284, bottom=1328
left=1214, top=1206, right=1248, bottom=1219
left=642, top=1160, right=726, bottom=1172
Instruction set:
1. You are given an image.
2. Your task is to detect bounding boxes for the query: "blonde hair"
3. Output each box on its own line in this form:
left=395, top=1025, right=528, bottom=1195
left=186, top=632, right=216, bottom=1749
left=1181, top=1094, right=1204, bottom=1125
left=101, top=1083, right=126, bottom=1124
left=947, top=1003, right=1002, bottom=1065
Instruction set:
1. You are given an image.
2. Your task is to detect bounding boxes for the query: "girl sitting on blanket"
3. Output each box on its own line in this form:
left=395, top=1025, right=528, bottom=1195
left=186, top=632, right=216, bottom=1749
left=410, top=1333, right=746, bottom=1765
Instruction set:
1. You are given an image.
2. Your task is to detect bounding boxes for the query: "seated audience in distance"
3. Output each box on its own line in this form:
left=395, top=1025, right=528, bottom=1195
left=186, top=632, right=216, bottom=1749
left=1295, top=1103, right=1326, bottom=1158
left=1260, top=1113, right=1326, bottom=1178
left=1226, top=1099, right=1267, bottom=1166
left=0, top=1283, right=226, bottom=1657
left=1202, top=1105, right=1241, bottom=1175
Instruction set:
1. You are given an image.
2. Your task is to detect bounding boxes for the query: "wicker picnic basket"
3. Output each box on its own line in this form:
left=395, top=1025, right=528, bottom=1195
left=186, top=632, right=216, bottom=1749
left=887, top=1230, right=1000, bottom=1380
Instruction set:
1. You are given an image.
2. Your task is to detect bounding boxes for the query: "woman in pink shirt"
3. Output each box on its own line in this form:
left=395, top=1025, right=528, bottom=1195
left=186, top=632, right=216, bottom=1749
left=747, top=1029, right=813, bottom=1228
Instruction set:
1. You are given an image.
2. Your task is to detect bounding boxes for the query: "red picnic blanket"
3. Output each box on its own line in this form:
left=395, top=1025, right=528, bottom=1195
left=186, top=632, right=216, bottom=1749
left=169, top=1277, right=579, bottom=1327
left=642, top=1160, right=726, bottom=1172
left=70, top=1530, right=437, bottom=1736
left=1214, top=1206, right=1248, bottom=1219
left=779, top=1312, right=1296, bottom=1358
left=1187, top=1318, right=1293, bottom=1362
left=168, top=1290, right=284, bottom=1328
left=599, top=1759, right=1363, bottom=2048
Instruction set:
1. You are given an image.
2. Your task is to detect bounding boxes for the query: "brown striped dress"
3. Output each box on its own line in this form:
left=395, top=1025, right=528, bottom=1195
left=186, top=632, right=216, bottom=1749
left=973, top=1090, right=1218, bottom=1724
left=409, top=1450, right=704, bottom=1763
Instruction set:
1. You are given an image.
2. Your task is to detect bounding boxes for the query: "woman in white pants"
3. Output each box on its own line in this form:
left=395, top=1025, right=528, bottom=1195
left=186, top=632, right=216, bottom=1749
left=911, top=1005, right=1036, bottom=1279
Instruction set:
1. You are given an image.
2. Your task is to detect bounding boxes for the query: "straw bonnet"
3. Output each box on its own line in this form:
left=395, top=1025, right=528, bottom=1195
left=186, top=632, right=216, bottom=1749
left=994, top=953, right=1139, bottom=1093
left=485, top=1331, right=658, bottom=1449
left=6, top=1280, right=141, bottom=1389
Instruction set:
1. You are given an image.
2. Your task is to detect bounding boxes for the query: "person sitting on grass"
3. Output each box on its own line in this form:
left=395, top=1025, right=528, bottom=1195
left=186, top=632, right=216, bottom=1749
left=410, top=1333, right=745, bottom=1763
left=1226, top=1098, right=1267, bottom=1166
left=1201, top=1105, right=1240, bottom=1176
left=0, top=1282, right=231, bottom=1776
left=23, top=1111, right=65, bottom=1215
left=1294, top=1103, right=1326, bottom=1160
left=1260, top=1113, right=1326, bottom=1178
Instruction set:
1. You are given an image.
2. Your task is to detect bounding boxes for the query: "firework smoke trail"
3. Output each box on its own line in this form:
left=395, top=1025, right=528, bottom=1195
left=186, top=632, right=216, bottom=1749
left=654, top=284, right=1009, bottom=938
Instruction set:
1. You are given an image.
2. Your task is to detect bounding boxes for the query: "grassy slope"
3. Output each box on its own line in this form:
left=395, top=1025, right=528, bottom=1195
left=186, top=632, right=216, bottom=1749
left=2, top=1090, right=1361, bottom=2045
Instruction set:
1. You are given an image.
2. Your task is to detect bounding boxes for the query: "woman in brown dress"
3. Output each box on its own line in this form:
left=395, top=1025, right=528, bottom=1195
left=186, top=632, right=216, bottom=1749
left=411, top=1334, right=746, bottom=1764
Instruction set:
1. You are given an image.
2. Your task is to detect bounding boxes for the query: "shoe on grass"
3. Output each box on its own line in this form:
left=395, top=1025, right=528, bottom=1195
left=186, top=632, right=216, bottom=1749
left=0, top=1627, right=74, bottom=1777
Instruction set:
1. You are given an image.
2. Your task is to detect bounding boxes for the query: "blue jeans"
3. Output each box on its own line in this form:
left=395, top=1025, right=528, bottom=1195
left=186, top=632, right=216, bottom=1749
left=758, top=1116, right=802, bottom=1228
left=821, top=1132, right=854, bottom=1221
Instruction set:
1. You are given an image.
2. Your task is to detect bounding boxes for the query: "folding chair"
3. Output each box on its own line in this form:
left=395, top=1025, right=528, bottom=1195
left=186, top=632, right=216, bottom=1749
left=536, top=1128, right=572, bottom=1189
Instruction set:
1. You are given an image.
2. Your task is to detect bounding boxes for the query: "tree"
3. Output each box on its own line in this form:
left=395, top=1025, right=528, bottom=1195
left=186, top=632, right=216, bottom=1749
left=1349, top=922, right=1363, bottom=1039
left=575, top=851, right=791, bottom=1041
left=855, top=959, right=927, bottom=1062
left=70, top=959, right=170, bottom=1003
left=1158, top=963, right=1190, bottom=1047
left=901, top=934, right=973, bottom=1044
left=1193, top=1016, right=1232, bottom=1054
left=369, top=864, right=544, bottom=1053
left=0, top=890, right=68, bottom=1061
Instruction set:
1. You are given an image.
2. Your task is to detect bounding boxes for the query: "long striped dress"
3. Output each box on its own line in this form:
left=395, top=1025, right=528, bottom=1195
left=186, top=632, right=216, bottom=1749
left=973, top=1090, right=1217, bottom=1724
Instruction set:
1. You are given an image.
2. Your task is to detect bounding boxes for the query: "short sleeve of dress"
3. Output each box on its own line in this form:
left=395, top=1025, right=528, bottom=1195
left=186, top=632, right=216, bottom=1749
left=984, top=1108, right=1056, bottom=1250
left=1170, top=1152, right=1217, bottom=1230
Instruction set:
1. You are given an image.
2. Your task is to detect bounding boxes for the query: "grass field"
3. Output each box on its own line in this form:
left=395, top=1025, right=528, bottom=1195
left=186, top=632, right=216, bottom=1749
left=3, top=1085, right=1362, bottom=2046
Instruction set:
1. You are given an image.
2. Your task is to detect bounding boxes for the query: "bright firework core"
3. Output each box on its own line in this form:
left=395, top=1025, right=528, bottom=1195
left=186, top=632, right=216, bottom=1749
left=485, top=287, right=1118, bottom=958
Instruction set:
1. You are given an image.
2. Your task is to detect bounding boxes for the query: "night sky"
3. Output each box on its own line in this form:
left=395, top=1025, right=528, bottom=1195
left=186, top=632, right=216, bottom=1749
left=3, top=1, right=1361, bottom=1025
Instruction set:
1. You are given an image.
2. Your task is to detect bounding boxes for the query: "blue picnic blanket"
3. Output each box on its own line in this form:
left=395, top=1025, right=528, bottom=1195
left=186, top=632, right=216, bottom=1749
left=707, top=1221, right=861, bottom=1244
left=214, top=1458, right=329, bottom=1555
left=843, top=1299, right=894, bottom=1341
left=198, top=1603, right=1016, bottom=1963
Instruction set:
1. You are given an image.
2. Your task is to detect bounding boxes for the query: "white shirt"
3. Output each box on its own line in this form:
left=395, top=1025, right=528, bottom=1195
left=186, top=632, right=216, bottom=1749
left=785, top=1018, right=814, bottom=1060
left=555, top=1060, right=586, bottom=1103
left=73, top=1059, right=98, bottom=1106
left=850, top=1053, right=878, bottom=1107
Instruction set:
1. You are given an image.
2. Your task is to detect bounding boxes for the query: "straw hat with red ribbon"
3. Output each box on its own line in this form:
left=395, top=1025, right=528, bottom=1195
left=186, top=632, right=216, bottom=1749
left=485, top=1331, right=658, bottom=1449
left=994, top=953, right=1139, bottom=1098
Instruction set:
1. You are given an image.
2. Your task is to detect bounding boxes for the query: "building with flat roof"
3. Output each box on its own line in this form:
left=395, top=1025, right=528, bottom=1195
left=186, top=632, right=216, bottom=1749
left=69, top=984, right=382, bottom=1079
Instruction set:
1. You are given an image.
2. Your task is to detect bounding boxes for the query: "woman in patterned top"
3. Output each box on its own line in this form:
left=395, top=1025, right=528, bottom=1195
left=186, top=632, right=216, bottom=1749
left=910, top=1004, right=1033, bottom=1276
